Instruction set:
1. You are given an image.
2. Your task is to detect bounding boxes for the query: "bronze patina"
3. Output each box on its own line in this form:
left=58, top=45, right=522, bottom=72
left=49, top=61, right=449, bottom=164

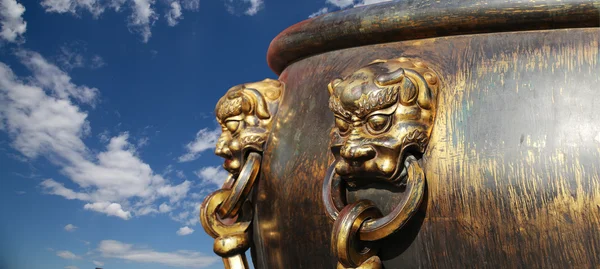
left=200, top=79, right=283, bottom=269
left=200, top=1, right=600, bottom=268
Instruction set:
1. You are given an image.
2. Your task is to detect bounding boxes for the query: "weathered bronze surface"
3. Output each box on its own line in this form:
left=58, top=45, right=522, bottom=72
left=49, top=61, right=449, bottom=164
left=323, top=58, right=437, bottom=268
left=255, top=27, right=600, bottom=269
left=200, top=79, right=283, bottom=269
left=203, top=1, right=600, bottom=268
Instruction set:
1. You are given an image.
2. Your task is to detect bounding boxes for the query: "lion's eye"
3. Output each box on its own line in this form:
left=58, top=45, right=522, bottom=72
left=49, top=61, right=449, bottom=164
left=225, top=121, right=240, bottom=133
left=335, top=118, right=349, bottom=134
left=367, top=115, right=391, bottom=134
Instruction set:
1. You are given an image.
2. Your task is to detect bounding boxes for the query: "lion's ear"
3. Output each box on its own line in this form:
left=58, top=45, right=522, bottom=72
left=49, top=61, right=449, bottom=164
left=328, top=78, right=342, bottom=96
left=243, top=88, right=271, bottom=119
left=375, top=67, right=405, bottom=86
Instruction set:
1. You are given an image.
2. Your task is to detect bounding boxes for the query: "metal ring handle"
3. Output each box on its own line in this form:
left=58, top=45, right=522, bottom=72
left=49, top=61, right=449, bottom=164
left=200, top=189, right=251, bottom=239
left=221, top=173, right=236, bottom=189
left=217, top=152, right=262, bottom=219
left=332, top=199, right=383, bottom=268
left=323, top=159, right=347, bottom=221
left=359, top=156, right=425, bottom=241
left=324, top=156, right=425, bottom=242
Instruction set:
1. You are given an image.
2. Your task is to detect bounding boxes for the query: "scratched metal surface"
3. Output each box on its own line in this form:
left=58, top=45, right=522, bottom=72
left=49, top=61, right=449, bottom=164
left=251, top=28, right=600, bottom=268
left=266, top=0, right=600, bottom=75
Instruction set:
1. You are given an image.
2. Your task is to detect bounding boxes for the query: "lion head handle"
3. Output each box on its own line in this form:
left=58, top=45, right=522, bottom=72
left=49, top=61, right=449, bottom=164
left=327, top=58, right=439, bottom=187
left=214, top=78, right=283, bottom=176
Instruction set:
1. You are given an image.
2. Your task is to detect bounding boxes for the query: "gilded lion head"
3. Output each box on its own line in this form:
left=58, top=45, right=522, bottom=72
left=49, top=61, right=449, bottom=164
left=327, top=58, right=439, bottom=186
left=214, top=79, right=283, bottom=175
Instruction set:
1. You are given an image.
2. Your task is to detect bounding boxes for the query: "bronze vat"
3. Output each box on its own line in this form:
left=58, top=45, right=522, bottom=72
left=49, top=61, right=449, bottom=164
left=200, top=1, right=600, bottom=268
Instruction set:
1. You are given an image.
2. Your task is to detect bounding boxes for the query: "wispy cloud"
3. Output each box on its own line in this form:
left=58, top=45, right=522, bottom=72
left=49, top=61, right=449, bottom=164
left=224, top=0, right=264, bottom=16
left=178, top=127, right=220, bottom=162
left=98, top=240, right=218, bottom=268
left=64, top=224, right=78, bottom=232
left=56, top=41, right=106, bottom=70
left=311, top=0, right=392, bottom=17
left=244, top=0, right=263, bottom=15
left=308, top=7, right=328, bottom=18
left=176, top=226, right=194, bottom=236
left=92, top=261, right=104, bottom=266
left=0, top=0, right=27, bottom=43
left=165, top=1, right=182, bottom=26
left=0, top=50, right=190, bottom=220
left=56, top=250, right=81, bottom=260
left=195, top=166, right=228, bottom=187
left=129, top=0, right=158, bottom=42
left=39, top=0, right=204, bottom=42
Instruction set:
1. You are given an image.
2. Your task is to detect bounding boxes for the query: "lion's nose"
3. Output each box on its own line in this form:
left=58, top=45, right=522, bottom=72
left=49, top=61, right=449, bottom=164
left=215, top=140, right=232, bottom=159
left=340, top=143, right=376, bottom=163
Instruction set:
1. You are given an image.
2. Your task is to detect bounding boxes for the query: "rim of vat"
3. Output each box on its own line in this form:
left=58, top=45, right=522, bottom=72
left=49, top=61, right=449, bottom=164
left=266, top=0, right=600, bottom=75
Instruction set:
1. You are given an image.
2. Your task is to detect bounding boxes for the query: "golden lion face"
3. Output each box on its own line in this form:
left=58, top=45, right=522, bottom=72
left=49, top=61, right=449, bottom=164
left=328, top=58, right=439, bottom=186
left=214, top=79, right=283, bottom=175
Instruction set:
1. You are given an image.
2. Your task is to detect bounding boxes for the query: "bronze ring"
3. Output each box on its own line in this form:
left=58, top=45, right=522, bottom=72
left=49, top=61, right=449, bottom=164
left=322, top=159, right=347, bottom=221
left=323, top=156, right=426, bottom=242
left=217, top=152, right=262, bottom=219
left=332, top=200, right=383, bottom=268
left=200, top=189, right=251, bottom=239
left=221, top=173, right=236, bottom=189
left=359, top=156, right=425, bottom=241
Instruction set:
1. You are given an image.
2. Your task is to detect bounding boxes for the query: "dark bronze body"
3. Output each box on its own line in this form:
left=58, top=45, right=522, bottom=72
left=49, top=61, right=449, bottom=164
left=247, top=1, right=600, bottom=268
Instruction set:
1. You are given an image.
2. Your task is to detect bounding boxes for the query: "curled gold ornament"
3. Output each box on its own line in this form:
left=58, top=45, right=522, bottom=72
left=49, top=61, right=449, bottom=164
left=199, top=79, right=283, bottom=269
left=323, top=156, right=425, bottom=241
left=324, top=57, right=438, bottom=268
left=332, top=200, right=383, bottom=268
left=217, top=152, right=262, bottom=219
left=213, top=232, right=251, bottom=257
left=359, top=156, right=425, bottom=241
left=200, top=189, right=251, bottom=239
left=337, top=256, right=382, bottom=269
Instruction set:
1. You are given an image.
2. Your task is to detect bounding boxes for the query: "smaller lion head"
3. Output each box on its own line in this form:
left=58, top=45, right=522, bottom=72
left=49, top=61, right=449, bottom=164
left=328, top=58, right=439, bottom=186
left=214, top=79, right=283, bottom=175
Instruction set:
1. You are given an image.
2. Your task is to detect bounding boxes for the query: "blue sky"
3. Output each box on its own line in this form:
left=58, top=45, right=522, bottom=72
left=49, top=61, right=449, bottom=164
left=0, top=0, right=389, bottom=268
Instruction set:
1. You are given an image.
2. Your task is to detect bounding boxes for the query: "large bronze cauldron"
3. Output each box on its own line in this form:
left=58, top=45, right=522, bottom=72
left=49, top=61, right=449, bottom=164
left=200, top=1, right=600, bottom=268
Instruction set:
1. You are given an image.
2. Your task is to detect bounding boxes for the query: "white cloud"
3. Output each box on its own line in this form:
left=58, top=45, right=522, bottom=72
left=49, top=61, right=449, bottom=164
left=90, top=55, right=106, bottom=69
left=41, top=179, right=91, bottom=200
left=224, top=0, right=263, bottom=16
left=137, top=136, right=149, bottom=147
left=159, top=202, right=172, bottom=213
left=65, top=266, right=79, bottom=269
left=56, top=42, right=106, bottom=70
left=165, top=1, right=182, bottom=26
left=57, top=44, right=85, bottom=70
left=16, top=50, right=98, bottom=104
left=244, top=0, right=262, bottom=15
left=308, top=7, right=328, bottom=18
left=84, top=202, right=132, bottom=220
left=92, top=261, right=104, bottom=266
left=195, top=166, right=228, bottom=187
left=129, top=0, right=157, bottom=43
left=180, top=0, right=198, bottom=10
left=98, top=240, right=218, bottom=268
left=0, top=50, right=190, bottom=220
left=64, top=223, right=78, bottom=232
left=41, top=0, right=107, bottom=17
left=40, top=0, right=198, bottom=42
left=176, top=226, right=194, bottom=236
left=319, top=0, right=392, bottom=14
left=326, top=0, right=353, bottom=8
left=56, top=250, right=81, bottom=260
left=354, top=0, right=392, bottom=7
left=0, top=0, right=26, bottom=43
left=178, top=127, right=220, bottom=162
